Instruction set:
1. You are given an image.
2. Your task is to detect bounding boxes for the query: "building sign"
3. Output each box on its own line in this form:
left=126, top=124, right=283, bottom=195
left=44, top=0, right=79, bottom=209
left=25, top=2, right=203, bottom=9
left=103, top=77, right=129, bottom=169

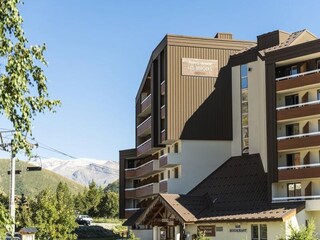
left=197, top=225, right=215, bottom=237
left=182, top=58, right=218, bottom=77
left=229, top=228, right=247, bottom=233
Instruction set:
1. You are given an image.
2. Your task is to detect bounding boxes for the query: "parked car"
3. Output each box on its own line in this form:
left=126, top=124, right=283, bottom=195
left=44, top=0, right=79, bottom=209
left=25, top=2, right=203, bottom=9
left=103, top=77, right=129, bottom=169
left=76, top=215, right=93, bottom=226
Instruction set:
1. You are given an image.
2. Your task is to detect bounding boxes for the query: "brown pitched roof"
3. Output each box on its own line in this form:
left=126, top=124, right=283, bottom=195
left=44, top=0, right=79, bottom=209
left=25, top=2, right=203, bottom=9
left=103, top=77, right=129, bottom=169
left=126, top=154, right=304, bottom=226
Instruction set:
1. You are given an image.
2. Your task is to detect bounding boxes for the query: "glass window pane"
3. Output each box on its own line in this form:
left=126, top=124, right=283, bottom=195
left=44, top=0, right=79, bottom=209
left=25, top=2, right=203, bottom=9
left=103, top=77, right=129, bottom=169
left=241, top=64, right=248, bottom=77
left=242, top=102, right=248, bottom=113
left=260, top=224, right=267, bottom=240
left=242, top=115, right=248, bottom=127
left=242, top=89, right=248, bottom=101
left=251, top=224, right=258, bottom=240
left=241, top=77, right=248, bottom=89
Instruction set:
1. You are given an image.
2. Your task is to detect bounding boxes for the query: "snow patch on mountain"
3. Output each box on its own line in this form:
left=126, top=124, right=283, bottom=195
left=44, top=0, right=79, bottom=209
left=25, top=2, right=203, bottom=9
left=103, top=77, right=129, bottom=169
left=41, top=158, right=119, bottom=187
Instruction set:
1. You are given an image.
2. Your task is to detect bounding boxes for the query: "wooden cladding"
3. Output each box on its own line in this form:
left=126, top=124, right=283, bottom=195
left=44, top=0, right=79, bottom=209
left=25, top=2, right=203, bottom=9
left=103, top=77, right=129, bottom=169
left=167, top=45, right=237, bottom=141
left=137, top=139, right=152, bottom=156
left=159, top=155, right=168, bottom=168
left=276, top=72, right=320, bottom=92
left=278, top=167, right=320, bottom=180
left=278, top=135, right=320, bottom=151
left=140, top=94, right=151, bottom=114
left=125, top=209, right=138, bottom=219
left=277, top=103, right=320, bottom=121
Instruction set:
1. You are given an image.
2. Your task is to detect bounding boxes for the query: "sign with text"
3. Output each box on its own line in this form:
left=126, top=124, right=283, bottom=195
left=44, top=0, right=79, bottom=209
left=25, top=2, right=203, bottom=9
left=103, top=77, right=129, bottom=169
left=182, top=58, right=218, bottom=77
left=197, top=225, right=215, bottom=237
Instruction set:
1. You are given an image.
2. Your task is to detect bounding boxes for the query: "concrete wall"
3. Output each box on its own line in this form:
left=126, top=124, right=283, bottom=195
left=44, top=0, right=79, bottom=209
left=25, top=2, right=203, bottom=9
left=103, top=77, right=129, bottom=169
left=132, top=229, right=152, bottom=240
left=167, top=140, right=232, bottom=194
left=184, top=221, right=284, bottom=240
left=231, top=59, right=268, bottom=171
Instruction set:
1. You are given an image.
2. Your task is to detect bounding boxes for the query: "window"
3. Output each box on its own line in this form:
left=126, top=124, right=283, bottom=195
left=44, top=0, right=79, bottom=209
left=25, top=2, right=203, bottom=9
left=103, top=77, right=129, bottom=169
left=160, top=172, right=164, bottom=180
left=286, top=123, right=299, bottom=136
left=167, top=170, right=170, bottom=179
left=167, top=147, right=171, bottom=153
left=317, top=90, right=320, bottom=100
left=241, top=64, right=249, bottom=154
left=260, top=224, right=267, bottom=240
left=286, top=153, right=300, bottom=166
left=291, top=65, right=298, bottom=75
left=287, top=183, right=302, bottom=197
left=251, top=224, right=267, bottom=240
left=160, top=150, right=164, bottom=156
left=285, top=94, right=299, bottom=106
left=251, top=225, right=258, bottom=240
left=174, top=143, right=179, bottom=153
left=174, top=167, right=179, bottom=178
left=317, top=60, right=320, bottom=69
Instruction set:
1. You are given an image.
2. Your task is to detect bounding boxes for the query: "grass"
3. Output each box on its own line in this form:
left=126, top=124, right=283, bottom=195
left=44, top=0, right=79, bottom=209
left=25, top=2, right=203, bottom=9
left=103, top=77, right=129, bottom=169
left=0, top=158, right=86, bottom=196
left=93, top=218, right=124, bottom=224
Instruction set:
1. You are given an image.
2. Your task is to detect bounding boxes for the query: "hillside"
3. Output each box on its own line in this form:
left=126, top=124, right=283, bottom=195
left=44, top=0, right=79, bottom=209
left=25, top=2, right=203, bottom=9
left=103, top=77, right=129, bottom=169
left=0, top=159, right=86, bottom=197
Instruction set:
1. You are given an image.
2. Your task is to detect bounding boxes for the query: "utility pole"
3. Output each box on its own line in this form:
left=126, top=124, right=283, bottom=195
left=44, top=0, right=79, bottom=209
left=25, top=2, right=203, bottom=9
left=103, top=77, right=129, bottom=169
left=9, top=150, right=15, bottom=234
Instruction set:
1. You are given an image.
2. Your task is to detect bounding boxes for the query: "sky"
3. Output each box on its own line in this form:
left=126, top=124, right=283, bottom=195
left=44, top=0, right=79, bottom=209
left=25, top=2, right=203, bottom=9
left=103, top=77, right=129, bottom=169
left=1, top=0, right=320, bottom=161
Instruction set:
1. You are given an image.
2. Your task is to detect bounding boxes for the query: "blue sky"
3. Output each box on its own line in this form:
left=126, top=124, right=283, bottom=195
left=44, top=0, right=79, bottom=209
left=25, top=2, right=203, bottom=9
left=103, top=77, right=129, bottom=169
left=1, top=0, right=320, bottom=161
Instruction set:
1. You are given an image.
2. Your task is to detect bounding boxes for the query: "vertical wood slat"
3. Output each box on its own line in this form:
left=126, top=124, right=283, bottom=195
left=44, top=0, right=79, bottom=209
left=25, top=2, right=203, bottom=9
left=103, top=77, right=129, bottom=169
left=167, top=45, right=237, bottom=140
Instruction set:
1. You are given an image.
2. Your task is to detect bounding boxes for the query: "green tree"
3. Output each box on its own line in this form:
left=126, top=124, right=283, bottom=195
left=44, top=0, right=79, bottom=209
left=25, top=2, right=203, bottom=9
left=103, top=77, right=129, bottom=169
left=97, top=192, right=119, bottom=218
left=104, top=179, right=119, bottom=193
left=277, top=220, right=318, bottom=240
left=0, top=0, right=60, bottom=155
left=30, top=186, right=77, bottom=240
left=0, top=202, right=13, bottom=239
left=86, top=181, right=104, bottom=217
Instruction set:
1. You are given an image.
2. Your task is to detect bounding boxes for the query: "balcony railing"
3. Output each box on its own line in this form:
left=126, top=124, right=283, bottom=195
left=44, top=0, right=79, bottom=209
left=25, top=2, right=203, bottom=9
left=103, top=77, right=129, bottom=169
left=278, top=163, right=320, bottom=170
left=272, top=195, right=320, bottom=203
left=161, top=105, right=166, bottom=119
left=277, top=131, right=320, bottom=141
left=277, top=100, right=320, bottom=111
left=125, top=182, right=159, bottom=198
left=277, top=132, right=320, bottom=151
left=137, top=116, right=151, bottom=136
left=277, top=100, right=320, bottom=121
left=125, top=159, right=159, bottom=178
left=161, top=129, right=166, bottom=143
left=278, top=163, right=320, bottom=180
left=276, top=69, right=320, bottom=82
left=161, top=81, right=166, bottom=94
left=137, top=138, right=152, bottom=156
left=140, top=94, right=151, bottom=114
left=159, top=153, right=181, bottom=168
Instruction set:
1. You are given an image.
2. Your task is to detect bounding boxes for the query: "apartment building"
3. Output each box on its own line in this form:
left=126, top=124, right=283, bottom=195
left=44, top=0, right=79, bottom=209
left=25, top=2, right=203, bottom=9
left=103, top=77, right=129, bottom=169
left=119, top=29, right=320, bottom=240
left=119, top=34, right=255, bottom=220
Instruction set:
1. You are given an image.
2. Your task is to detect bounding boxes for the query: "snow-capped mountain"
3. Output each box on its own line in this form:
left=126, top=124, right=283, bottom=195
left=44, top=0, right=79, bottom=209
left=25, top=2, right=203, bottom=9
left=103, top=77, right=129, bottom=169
left=41, top=158, right=119, bottom=187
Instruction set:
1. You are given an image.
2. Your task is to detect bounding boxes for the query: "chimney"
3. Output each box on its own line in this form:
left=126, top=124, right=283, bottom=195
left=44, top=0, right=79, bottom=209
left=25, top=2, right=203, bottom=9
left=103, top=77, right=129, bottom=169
left=257, top=30, right=290, bottom=50
left=214, top=32, right=233, bottom=40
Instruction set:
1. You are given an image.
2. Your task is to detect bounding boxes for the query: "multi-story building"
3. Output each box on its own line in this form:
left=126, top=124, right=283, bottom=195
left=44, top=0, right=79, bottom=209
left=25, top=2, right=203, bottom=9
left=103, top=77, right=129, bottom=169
left=119, top=33, right=256, bottom=221
left=119, top=29, right=320, bottom=240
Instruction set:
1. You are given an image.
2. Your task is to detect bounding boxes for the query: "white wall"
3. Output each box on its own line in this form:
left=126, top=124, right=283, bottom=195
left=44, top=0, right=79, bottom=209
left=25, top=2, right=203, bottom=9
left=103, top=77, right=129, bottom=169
left=132, top=229, right=152, bottom=240
left=166, top=140, right=231, bottom=194
left=231, top=59, right=268, bottom=171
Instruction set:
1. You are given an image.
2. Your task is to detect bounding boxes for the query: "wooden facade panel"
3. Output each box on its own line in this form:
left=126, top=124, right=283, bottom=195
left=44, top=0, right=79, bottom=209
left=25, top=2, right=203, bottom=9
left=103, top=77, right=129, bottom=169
left=137, top=117, right=152, bottom=136
left=159, top=155, right=168, bottom=168
left=159, top=180, right=168, bottom=193
left=276, top=72, right=320, bottom=92
left=277, top=103, right=320, bottom=121
left=167, top=45, right=237, bottom=140
left=278, top=167, right=320, bottom=180
left=277, top=135, right=320, bottom=151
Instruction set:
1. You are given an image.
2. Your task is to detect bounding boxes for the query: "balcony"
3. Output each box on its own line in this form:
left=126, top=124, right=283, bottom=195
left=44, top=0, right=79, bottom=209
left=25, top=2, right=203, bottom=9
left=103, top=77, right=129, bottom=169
left=137, top=138, right=152, bottom=156
left=272, top=195, right=320, bottom=203
left=139, top=94, right=151, bottom=116
left=276, top=69, right=320, bottom=92
left=125, top=182, right=159, bottom=199
left=277, top=132, right=320, bottom=152
left=159, top=153, right=182, bottom=168
left=161, top=81, right=166, bottom=95
left=125, top=159, right=160, bottom=179
left=160, top=130, right=166, bottom=143
left=137, top=116, right=151, bottom=137
left=278, top=163, right=320, bottom=180
left=161, top=105, right=166, bottom=119
left=277, top=100, right=320, bottom=121
left=159, top=180, right=168, bottom=193
left=124, top=208, right=140, bottom=219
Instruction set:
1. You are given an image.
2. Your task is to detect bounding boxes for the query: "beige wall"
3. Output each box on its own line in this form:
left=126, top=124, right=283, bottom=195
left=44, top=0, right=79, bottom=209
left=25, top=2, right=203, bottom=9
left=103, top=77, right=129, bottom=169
left=231, top=58, right=268, bottom=171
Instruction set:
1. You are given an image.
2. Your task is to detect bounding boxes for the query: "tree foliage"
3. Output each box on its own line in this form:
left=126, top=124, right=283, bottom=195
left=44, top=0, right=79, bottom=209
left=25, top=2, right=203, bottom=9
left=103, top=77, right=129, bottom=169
left=277, top=220, right=318, bottom=240
left=97, top=191, right=119, bottom=218
left=0, top=0, right=60, bottom=155
left=0, top=202, right=13, bottom=239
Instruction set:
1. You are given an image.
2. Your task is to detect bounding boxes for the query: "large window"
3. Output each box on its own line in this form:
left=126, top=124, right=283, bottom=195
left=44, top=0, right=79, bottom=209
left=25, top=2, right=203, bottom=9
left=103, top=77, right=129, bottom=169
left=285, top=94, right=299, bottom=106
left=287, top=183, right=302, bottom=197
left=285, top=123, right=299, bottom=136
left=251, top=224, right=267, bottom=240
left=241, top=64, right=249, bottom=154
left=286, top=153, right=300, bottom=166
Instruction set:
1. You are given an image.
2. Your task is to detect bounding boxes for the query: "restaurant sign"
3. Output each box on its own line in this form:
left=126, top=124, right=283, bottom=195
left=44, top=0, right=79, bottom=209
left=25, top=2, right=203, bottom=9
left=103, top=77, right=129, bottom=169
left=182, top=58, right=218, bottom=77
left=197, top=225, right=215, bottom=237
